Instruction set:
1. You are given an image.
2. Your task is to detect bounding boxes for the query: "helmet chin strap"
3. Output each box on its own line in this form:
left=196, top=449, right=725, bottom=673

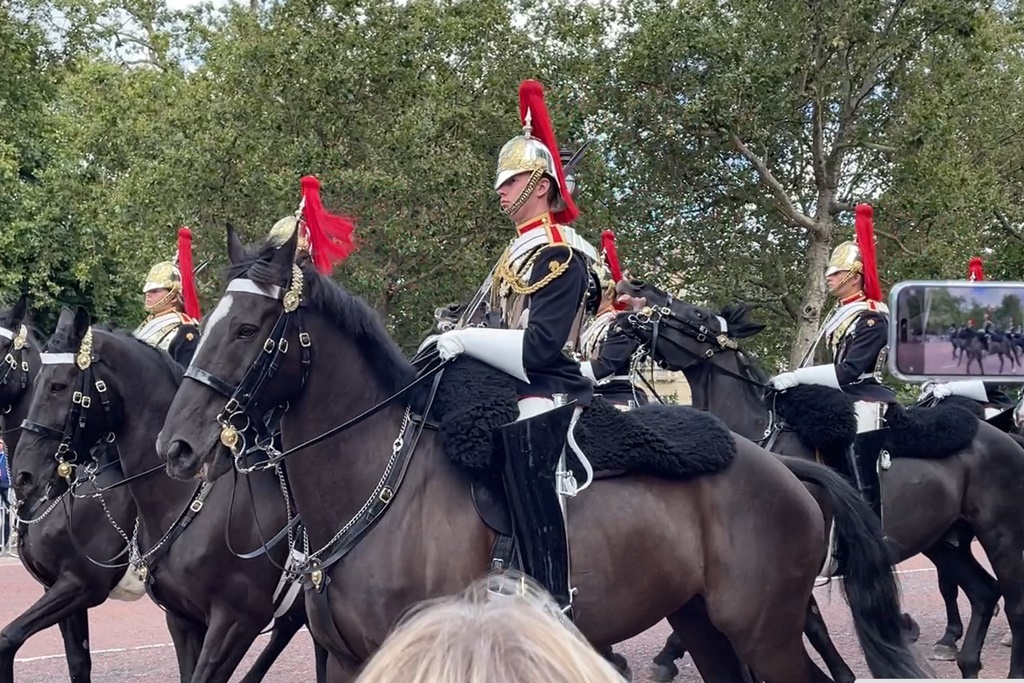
left=145, top=287, right=182, bottom=315
left=502, top=169, right=544, bottom=218
left=827, top=269, right=861, bottom=299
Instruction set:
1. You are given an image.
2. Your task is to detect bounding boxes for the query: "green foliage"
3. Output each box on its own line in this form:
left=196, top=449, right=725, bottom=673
left=3, top=0, right=1024, bottom=376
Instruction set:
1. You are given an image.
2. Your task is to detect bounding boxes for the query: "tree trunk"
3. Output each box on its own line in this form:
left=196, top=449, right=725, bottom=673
left=788, top=227, right=833, bottom=368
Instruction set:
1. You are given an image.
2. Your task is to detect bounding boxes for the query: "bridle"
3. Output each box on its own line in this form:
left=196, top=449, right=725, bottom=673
left=620, top=293, right=788, bottom=448
left=181, top=261, right=449, bottom=589
left=183, top=264, right=313, bottom=465
left=0, top=324, right=32, bottom=415
left=21, top=327, right=120, bottom=482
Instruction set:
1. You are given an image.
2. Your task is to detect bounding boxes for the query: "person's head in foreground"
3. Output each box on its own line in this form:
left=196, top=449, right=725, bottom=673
left=354, top=571, right=627, bottom=683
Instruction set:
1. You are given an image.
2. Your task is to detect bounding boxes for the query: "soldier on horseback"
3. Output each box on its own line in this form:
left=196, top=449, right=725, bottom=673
left=434, top=80, right=596, bottom=617
left=921, top=256, right=1016, bottom=415
left=769, top=204, right=894, bottom=504
left=133, top=227, right=202, bottom=366
left=982, top=310, right=995, bottom=352
left=578, top=231, right=651, bottom=409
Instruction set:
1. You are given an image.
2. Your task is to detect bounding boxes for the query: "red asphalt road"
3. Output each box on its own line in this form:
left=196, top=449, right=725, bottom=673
left=0, top=546, right=1013, bottom=682
left=920, top=340, right=1024, bottom=378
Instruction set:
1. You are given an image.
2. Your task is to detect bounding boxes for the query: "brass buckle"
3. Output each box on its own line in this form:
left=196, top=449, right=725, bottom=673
left=189, top=499, right=204, bottom=513
left=298, top=332, right=311, bottom=348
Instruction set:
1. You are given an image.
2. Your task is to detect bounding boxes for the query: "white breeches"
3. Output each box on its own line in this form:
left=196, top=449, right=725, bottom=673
left=854, top=401, right=885, bottom=434
left=517, top=396, right=556, bottom=421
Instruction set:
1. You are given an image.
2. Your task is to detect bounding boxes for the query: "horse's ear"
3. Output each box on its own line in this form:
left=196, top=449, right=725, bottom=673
left=270, top=222, right=299, bottom=268
left=9, top=293, right=28, bottom=326
left=226, top=223, right=246, bottom=265
left=71, top=306, right=91, bottom=343
left=55, top=307, right=75, bottom=332
left=731, top=321, right=767, bottom=340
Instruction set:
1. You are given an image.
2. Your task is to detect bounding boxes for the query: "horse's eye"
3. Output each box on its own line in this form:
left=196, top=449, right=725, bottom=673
left=49, top=382, right=67, bottom=393
left=237, top=324, right=259, bottom=340
left=694, top=310, right=706, bottom=319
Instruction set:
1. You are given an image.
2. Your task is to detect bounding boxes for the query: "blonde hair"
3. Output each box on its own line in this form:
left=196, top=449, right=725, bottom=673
left=355, top=572, right=626, bottom=683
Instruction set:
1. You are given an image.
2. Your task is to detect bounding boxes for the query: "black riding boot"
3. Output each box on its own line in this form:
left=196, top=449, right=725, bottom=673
left=494, top=403, right=577, bottom=618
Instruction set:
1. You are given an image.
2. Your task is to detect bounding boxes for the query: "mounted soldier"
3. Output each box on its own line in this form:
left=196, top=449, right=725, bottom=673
left=769, top=204, right=894, bottom=505
left=434, top=80, right=596, bottom=617
left=579, top=231, right=650, bottom=409
left=921, top=256, right=1016, bottom=418
left=133, top=227, right=202, bottom=366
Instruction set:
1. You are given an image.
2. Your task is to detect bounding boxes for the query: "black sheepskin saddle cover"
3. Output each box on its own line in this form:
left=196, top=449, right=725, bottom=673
left=420, top=357, right=736, bottom=481
left=772, top=385, right=857, bottom=454
left=883, top=402, right=979, bottom=459
left=770, top=384, right=978, bottom=460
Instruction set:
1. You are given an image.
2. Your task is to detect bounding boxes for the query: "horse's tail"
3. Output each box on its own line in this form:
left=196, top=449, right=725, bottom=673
left=778, top=456, right=931, bottom=680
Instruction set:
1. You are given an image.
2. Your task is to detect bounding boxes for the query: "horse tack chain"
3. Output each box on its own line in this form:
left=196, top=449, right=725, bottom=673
left=297, top=406, right=412, bottom=589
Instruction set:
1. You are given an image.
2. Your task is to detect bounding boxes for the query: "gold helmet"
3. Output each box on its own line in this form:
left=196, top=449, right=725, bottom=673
left=267, top=215, right=311, bottom=254
left=825, top=241, right=863, bottom=278
left=825, top=204, right=882, bottom=301
left=494, top=80, right=579, bottom=224
left=143, top=260, right=181, bottom=294
left=266, top=176, right=356, bottom=274
left=142, top=227, right=202, bottom=319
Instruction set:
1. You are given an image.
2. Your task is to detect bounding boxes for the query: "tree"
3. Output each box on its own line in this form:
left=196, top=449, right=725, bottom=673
left=592, top=0, right=1002, bottom=367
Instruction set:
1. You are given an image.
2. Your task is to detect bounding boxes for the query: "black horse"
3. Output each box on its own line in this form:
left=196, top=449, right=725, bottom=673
left=616, top=278, right=1024, bottom=680
left=0, top=295, right=141, bottom=683
left=12, top=306, right=327, bottom=683
left=157, top=225, right=928, bottom=683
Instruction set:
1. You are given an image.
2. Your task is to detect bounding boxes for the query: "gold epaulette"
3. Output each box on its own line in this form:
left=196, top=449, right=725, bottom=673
left=494, top=244, right=573, bottom=298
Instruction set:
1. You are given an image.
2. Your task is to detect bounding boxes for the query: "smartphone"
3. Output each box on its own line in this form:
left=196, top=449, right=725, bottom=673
left=888, top=280, right=1024, bottom=382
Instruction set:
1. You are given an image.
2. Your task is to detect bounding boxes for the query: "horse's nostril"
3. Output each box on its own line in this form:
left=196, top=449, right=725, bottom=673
left=14, top=471, right=32, bottom=488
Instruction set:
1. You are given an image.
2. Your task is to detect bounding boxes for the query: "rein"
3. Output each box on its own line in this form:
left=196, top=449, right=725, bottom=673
left=622, top=298, right=789, bottom=447
left=184, top=265, right=452, bottom=588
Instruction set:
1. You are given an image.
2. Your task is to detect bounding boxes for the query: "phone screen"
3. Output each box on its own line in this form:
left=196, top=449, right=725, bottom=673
left=888, top=280, right=1024, bottom=382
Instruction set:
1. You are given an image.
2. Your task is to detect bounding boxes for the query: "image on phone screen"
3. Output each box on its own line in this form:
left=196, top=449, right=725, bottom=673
left=891, top=281, right=1024, bottom=381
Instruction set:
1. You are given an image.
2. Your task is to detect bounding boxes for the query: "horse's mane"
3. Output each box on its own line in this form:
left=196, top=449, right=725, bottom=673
left=223, top=242, right=417, bottom=395
left=46, top=325, right=185, bottom=387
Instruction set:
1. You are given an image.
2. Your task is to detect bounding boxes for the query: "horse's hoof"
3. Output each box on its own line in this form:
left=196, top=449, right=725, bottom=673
left=1002, top=631, right=1013, bottom=647
left=899, top=612, right=921, bottom=643
left=930, top=643, right=958, bottom=661
left=650, top=662, right=678, bottom=682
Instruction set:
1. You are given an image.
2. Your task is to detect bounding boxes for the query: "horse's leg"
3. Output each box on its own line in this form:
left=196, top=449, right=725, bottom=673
left=651, top=629, right=687, bottom=682
left=57, top=609, right=91, bottom=682
left=932, top=561, right=965, bottom=660
left=314, top=641, right=330, bottom=683
left=598, top=646, right=632, bottom=682
left=973, top=528, right=1024, bottom=678
left=929, top=540, right=999, bottom=679
left=664, top=604, right=750, bottom=683
left=164, top=612, right=203, bottom=683
left=0, top=575, right=106, bottom=683
left=804, top=597, right=855, bottom=683
left=188, top=610, right=265, bottom=683
left=238, top=615, right=303, bottom=683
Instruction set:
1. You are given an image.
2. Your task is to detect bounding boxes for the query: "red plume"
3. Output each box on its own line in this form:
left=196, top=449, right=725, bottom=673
left=300, top=176, right=356, bottom=275
left=968, top=256, right=984, bottom=281
left=601, top=230, right=627, bottom=311
left=854, top=204, right=882, bottom=301
left=518, top=80, right=579, bottom=225
left=177, top=227, right=202, bottom=320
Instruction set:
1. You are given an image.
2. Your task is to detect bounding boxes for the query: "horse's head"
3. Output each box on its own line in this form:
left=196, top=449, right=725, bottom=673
left=0, top=293, right=36, bottom=411
left=158, top=224, right=321, bottom=481
left=615, top=278, right=766, bottom=372
left=14, top=307, right=125, bottom=503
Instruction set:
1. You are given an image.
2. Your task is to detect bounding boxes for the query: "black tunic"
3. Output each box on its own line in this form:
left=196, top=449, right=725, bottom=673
left=168, top=324, right=200, bottom=367
left=513, top=245, right=593, bottom=407
left=832, top=310, right=896, bottom=402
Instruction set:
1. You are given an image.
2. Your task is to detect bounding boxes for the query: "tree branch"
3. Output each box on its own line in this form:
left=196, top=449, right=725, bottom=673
left=994, top=209, right=1024, bottom=243
left=874, top=227, right=918, bottom=257
left=727, top=131, right=816, bottom=232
